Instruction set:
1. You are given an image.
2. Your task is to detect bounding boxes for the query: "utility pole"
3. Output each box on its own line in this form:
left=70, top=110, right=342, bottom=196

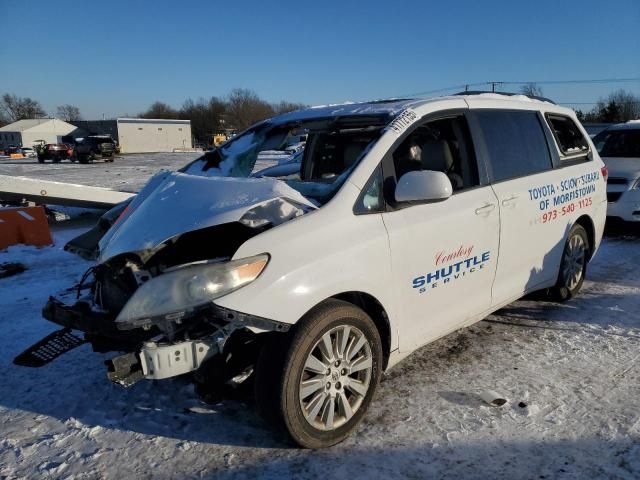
left=489, top=81, right=503, bottom=92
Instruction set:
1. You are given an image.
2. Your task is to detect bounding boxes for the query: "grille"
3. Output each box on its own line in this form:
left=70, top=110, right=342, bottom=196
left=607, top=177, right=628, bottom=185
left=607, top=192, right=623, bottom=203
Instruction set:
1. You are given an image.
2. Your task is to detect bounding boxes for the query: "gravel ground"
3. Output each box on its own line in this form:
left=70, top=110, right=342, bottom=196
left=0, top=153, right=280, bottom=194
left=0, top=221, right=638, bottom=479
left=0, top=153, right=202, bottom=193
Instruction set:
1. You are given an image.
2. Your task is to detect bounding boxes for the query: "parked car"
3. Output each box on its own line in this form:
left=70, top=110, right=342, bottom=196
left=20, top=147, right=36, bottom=158
left=593, top=121, right=640, bottom=222
left=16, top=93, right=607, bottom=448
left=72, top=136, right=116, bottom=163
left=36, top=143, right=73, bottom=163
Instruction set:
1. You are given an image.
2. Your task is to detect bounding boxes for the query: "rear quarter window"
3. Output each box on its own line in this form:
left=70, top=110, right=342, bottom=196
left=545, top=114, right=590, bottom=161
left=476, top=110, right=553, bottom=182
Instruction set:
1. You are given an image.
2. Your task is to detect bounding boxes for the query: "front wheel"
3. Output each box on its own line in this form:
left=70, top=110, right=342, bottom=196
left=255, top=299, right=382, bottom=448
left=550, top=224, right=589, bottom=301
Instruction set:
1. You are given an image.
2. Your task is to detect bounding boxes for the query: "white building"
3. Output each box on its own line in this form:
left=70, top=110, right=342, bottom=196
left=1, top=117, right=193, bottom=154
left=115, top=118, right=192, bottom=153
left=71, top=118, right=193, bottom=153
left=0, top=118, right=77, bottom=149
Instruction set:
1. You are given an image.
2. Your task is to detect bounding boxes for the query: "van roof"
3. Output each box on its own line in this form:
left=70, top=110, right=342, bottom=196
left=269, top=92, right=567, bottom=126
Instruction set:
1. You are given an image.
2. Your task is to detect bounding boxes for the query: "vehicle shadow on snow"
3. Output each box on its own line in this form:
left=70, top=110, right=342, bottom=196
left=1, top=345, right=293, bottom=449
left=604, top=217, right=640, bottom=239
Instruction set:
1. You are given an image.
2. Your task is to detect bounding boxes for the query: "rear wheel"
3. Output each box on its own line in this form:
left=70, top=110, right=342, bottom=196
left=255, top=299, right=382, bottom=448
left=550, top=224, right=589, bottom=301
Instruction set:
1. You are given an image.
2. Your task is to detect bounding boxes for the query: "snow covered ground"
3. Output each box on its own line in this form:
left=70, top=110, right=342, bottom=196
left=1, top=222, right=639, bottom=479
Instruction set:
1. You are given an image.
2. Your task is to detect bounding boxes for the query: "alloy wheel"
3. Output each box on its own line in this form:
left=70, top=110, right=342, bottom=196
left=562, top=234, right=586, bottom=291
left=298, top=325, right=373, bottom=431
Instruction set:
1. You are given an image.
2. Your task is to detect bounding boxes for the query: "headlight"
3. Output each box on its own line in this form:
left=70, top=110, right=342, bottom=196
left=632, top=178, right=640, bottom=190
left=115, top=254, right=269, bottom=328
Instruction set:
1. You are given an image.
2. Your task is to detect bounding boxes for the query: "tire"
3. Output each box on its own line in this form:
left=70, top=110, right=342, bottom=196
left=255, top=299, right=383, bottom=448
left=550, top=224, right=589, bottom=301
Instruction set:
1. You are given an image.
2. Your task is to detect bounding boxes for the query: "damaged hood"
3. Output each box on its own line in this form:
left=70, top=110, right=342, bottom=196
left=98, top=171, right=316, bottom=263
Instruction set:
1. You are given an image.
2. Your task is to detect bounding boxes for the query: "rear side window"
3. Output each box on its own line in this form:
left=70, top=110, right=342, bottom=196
left=546, top=115, right=589, bottom=159
left=476, top=110, right=552, bottom=182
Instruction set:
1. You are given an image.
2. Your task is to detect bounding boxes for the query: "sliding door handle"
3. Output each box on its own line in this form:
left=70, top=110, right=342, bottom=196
left=475, top=203, right=496, bottom=215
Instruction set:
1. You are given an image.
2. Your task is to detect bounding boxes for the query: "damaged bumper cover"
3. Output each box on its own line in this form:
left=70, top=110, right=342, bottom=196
left=43, top=296, right=290, bottom=337
left=39, top=294, right=291, bottom=385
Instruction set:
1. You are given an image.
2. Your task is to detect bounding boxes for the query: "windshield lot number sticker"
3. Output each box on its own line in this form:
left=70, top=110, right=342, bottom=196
left=388, top=109, right=418, bottom=134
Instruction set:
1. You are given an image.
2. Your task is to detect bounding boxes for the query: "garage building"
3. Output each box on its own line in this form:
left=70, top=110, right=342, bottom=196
left=0, top=118, right=77, bottom=149
left=70, top=118, right=192, bottom=153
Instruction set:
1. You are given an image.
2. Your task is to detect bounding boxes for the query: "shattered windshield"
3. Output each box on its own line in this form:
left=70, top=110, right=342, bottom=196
left=181, top=116, right=386, bottom=204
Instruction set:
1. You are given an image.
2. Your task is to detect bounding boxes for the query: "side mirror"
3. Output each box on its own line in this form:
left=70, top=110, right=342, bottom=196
left=394, top=170, right=453, bottom=204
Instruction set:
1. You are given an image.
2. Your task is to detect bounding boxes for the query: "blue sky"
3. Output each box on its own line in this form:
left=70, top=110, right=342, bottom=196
left=1, top=0, right=639, bottom=119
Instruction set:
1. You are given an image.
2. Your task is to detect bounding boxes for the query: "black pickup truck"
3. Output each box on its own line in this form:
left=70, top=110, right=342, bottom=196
left=72, top=136, right=116, bottom=163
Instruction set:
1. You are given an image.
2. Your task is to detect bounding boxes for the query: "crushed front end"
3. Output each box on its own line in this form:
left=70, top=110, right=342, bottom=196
left=14, top=173, right=311, bottom=392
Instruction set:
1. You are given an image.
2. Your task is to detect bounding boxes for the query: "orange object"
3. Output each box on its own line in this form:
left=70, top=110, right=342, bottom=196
left=9, top=153, right=25, bottom=158
left=0, top=206, right=53, bottom=249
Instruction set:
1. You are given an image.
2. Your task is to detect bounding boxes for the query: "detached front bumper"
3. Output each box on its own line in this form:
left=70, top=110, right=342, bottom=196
left=18, top=291, right=292, bottom=388
left=43, top=296, right=155, bottom=344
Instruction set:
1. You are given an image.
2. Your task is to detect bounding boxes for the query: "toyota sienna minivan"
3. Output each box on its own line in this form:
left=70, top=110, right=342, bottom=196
left=16, top=92, right=607, bottom=448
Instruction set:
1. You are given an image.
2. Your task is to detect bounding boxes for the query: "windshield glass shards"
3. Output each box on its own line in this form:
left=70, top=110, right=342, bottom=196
left=181, top=116, right=387, bottom=204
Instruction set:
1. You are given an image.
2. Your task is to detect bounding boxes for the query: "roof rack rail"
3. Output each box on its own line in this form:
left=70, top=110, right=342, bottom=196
left=454, top=90, right=556, bottom=105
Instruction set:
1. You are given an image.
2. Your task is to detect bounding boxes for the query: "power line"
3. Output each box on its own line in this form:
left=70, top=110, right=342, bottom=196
left=401, top=77, right=640, bottom=99
left=502, top=77, right=640, bottom=86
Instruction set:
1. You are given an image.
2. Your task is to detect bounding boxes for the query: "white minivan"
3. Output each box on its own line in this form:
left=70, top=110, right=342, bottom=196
left=16, top=93, right=607, bottom=448
left=593, top=121, right=640, bottom=221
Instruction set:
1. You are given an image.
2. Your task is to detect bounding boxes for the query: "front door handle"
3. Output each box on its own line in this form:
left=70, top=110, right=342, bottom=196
left=501, top=195, right=519, bottom=207
left=475, top=203, right=496, bottom=215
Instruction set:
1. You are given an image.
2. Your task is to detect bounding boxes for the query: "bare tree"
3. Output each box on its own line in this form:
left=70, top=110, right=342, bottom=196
left=586, top=89, right=640, bottom=123
left=139, top=101, right=179, bottom=119
left=520, top=83, right=544, bottom=97
left=56, top=104, right=82, bottom=121
left=180, top=97, right=226, bottom=142
left=225, top=88, right=274, bottom=131
left=1, top=93, right=47, bottom=121
left=272, top=100, right=307, bottom=115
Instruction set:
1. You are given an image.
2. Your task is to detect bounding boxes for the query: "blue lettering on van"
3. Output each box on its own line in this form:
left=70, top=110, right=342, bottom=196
left=412, top=251, right=491, bottom=293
